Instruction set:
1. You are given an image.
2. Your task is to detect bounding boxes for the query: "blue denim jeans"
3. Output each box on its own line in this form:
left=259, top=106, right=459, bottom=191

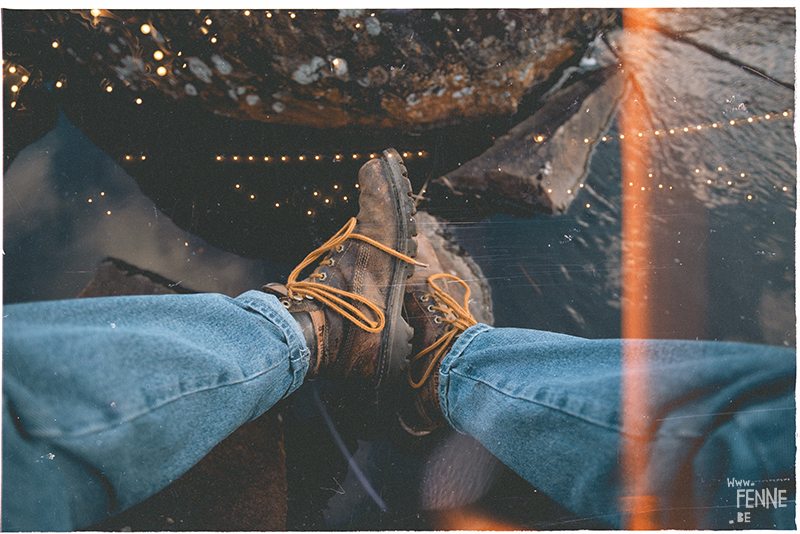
left=3, top=292, right=795, bottom=530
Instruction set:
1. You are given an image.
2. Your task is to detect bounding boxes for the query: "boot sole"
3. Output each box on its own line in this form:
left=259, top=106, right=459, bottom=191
left=373, top=148, right=418, bottom=425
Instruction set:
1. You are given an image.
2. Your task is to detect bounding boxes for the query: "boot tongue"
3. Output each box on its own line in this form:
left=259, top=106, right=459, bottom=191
left=354, top=157, right=400, bottom=244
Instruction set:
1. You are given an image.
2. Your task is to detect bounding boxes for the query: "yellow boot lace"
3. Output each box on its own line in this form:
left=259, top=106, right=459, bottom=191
left=409, top=272, right=478, bottom=388
left=285, top=217, right=424, bottom=333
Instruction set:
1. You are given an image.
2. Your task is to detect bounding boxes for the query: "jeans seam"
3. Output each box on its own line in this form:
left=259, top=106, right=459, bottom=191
left=445, top=367, right=638, bottom=437
left=30, top=362, right=288, bottom=440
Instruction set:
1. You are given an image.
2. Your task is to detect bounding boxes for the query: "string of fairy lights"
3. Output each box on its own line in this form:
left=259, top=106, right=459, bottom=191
left=4, top=9, right=379, bottom=111
left=74, top=106, right=800, bottom=215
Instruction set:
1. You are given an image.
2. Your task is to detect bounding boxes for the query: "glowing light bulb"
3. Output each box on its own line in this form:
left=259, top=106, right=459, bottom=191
left=21, top=75, right=28, bottom=82
left=106, top=85, right=113, bottom=92
left=619, top=134, right=625, bottom=139
left=601, top=136, right=607, bottom=141
left=266, top=11, right=272, bottom=17
left=250, top=194, right=256, bottom=200
left=10, top=85, right=18, bottom=93
left=281, top=156, right=287, bottom=161
left=248, top=156, right=254, bottom=161
left=153, top=50, right=164, bottom=60
left=244, top=10, right=250, bottom=16
left=205, top=18, right=212, bottom=25
left=333, top=184, right=339, bottom=189
left=683, top=127, right=689, bottom=132
left=343, top=196, right=348, bottom=201
left=765, top=114, right=771, bottom=119
left=235, top=184, right=241, bottom=189
left=52, top=41, right=59, bottom=48
left=91, top=9, right=101, bottom=16
left=315, top=155, right=321, bottom=160
left=107, top=210, right=112, bottom=215
left=216, top=156, right=222, bottom=161
left=289, top=12, right=296, bottom=18
left=140, top=24, right=151, bottom=34
left=729, top=120, right=735, bottom=125
left=275, top=202, right=280, bottom=207
left=210, top=37, right=217, bottom=43
left=136, top=98, right=143, bottom=105
left=313, top=191, right=319, bottom=196
left=669, top=129, right=675, bottom=134
left=536, top=136, right=544, bottom=142
left=584, top=138, right=590, bottom=143
left=747, top=117, right=753, bottom=123
left=637, top=132, right=643, bottom=137
left=156, top=66, right=167, bottom=76
left=8, top=66, right=16, bottom=73
left=233, top=156, right=239, bottom=161
left=585, top=203, right=591, bottom=208
left=9, top=101, right=16, bottom=108
left=299, top=155, right=305, bottom=161
left=654, top=131, right=660, bottom=136
left=695, top=169, right=700, bottom=173
left=712, top=123, right=718, bottom=128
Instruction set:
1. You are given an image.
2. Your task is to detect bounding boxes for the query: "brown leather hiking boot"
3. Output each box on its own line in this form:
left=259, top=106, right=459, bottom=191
left=263, top=149, right=420, bottom=417
left=398, top=232, right=478, bottom=436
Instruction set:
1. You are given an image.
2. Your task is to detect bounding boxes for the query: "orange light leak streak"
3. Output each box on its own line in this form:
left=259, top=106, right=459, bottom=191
left=620, top=8, right=658, bottom=530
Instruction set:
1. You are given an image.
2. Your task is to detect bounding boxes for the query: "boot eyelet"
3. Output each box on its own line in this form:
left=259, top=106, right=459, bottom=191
left=335, top=244, right=345, bottom=253
left=434, top=317, right=442, bottom=324
left=292, top=295, right=304, bottom=301
left=427, top=305, right=436, bottom=313
left=318, top=272, right=327, bottom=281
left=327, top=258, right=335, bottom=267
left=281, top=299, right=291, bottom=308
left=420, top=295, right=429, bottom=302
left=305, top=295, right=314, bottom=300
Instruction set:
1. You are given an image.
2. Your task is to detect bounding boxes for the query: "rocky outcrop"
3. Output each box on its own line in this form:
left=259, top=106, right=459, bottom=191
left=13, top=9, right=618, bottom=131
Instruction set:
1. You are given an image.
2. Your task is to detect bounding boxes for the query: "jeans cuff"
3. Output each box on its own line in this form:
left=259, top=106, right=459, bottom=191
left=438, top=323, right=493, bottom=432
left=234, top=290, right=310, bottom=395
